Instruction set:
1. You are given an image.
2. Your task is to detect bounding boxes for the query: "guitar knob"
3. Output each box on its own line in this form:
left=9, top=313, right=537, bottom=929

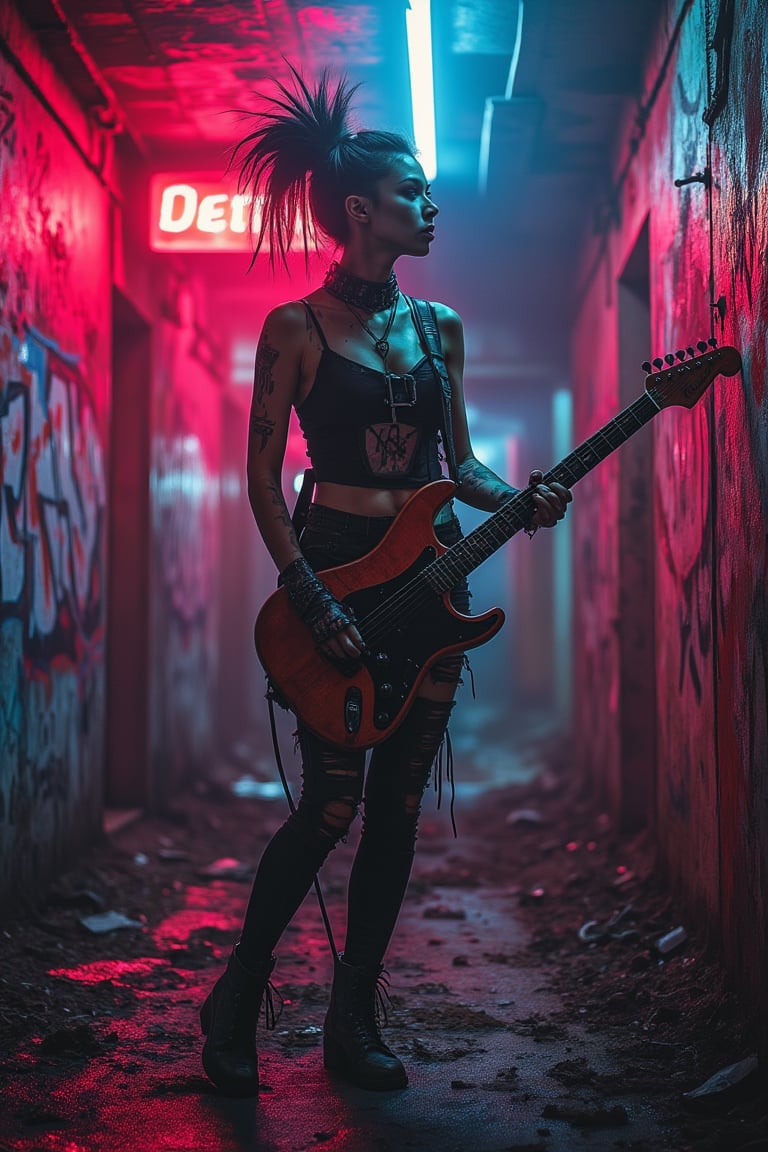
left=687, top=347, right=696, bottom=356
left=641, top=361, right=652, bottom=373
left=665, top=354, right=675, bottom=365
left=374, top=651, right=389, bottom=666
left=653, top=357, right=664, bottom=369
left=378, top=682, right=393, bottom=699
left=375, top=712, right=390, bottom=727
left=697, top=340, right=708, bottom=352
left=708, top=337, right=718, bottom=347
left=675, top=350, right=686, bottom=360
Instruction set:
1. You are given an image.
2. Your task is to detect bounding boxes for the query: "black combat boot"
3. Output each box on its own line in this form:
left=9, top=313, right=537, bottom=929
left=323, top=954, right=407, bottom=1090
left=200, top=947, right=277, bottom=1096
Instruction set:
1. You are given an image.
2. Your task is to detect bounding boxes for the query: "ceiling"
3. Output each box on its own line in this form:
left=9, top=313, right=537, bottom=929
left=22, top=0, right=664, bottom=391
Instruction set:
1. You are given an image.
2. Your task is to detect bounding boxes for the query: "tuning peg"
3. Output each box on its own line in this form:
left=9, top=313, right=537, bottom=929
left=641, top=361, right=652, bottom=373
left=653, top=357, right=664, bottom=369
left=697, top=340, right=708, bottom=352
left=708, top=337, right=718, bottom=347
left=687, top=347, right=696, bottom=356
left=665, top=353, right=675, bottom=365
left=676, top=350, right=686, bottom=360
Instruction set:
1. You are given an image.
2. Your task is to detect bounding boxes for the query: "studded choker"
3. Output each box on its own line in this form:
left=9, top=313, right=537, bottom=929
left=323, top=260, right=399, bottom=313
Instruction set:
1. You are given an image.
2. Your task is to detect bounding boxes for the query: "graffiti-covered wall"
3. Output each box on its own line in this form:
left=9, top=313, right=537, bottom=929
left=572, top=0, right=768, bottom=1024
left=0, top=65, right=110, bottom=897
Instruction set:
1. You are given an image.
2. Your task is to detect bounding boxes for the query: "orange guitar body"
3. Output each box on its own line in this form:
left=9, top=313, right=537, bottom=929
left=254, top=480, right=504, bottom=750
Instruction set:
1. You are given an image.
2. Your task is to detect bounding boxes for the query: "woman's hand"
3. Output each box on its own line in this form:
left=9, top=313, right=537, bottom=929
left=528, top=469, right=572, bottom=529
left=280, top=558, right=366, bottom=665
left=322, top=622, right=367, bottom=664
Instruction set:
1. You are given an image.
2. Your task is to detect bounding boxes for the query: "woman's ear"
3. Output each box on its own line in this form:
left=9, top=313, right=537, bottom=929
left=344, top=194, right=370, bottom=225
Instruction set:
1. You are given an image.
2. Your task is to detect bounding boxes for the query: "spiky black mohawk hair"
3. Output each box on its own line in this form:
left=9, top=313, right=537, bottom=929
left=230, top=63, right=414, bottom=269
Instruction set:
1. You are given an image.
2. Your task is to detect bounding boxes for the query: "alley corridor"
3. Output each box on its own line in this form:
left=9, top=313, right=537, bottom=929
left=0, top=728, right=764, bottom=1152
left=2, top=0, right=768, bottom=1149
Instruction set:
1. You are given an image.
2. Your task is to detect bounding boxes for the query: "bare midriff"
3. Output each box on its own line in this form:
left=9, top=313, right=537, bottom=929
left=314, top=481, right=453, bottom=523
left=313, top=481, right=416, bottom=518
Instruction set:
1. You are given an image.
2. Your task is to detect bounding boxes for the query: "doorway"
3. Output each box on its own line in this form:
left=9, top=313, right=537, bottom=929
left=105, top=288, right=151, bottom=811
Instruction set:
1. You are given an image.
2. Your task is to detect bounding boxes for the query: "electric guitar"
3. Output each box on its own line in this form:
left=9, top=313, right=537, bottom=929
left=255, top=341, right=742, bottom=749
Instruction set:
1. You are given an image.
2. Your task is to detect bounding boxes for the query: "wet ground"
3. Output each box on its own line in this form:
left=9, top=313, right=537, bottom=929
left=0, top=715, right=765, bottom=1152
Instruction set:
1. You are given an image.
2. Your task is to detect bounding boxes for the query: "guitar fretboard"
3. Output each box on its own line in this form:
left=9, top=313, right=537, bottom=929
left=425, top=390, right=660, bottom=591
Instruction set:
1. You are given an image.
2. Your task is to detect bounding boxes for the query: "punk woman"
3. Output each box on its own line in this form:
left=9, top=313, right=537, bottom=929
left=201, top=67, right=571, bottom=1097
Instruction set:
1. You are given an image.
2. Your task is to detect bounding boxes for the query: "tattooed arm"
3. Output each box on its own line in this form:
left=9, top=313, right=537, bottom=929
left=246, top=303, right=307, bottom=571
left=435, top=303, right=572, bottom=525
left=247, top=303, right=365, bottom=661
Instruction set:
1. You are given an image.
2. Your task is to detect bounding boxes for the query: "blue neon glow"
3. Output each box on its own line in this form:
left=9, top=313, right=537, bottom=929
left=406, top=0, right=437, bottom=180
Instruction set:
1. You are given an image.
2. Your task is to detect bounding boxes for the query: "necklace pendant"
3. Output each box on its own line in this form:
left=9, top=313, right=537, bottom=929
left=375, top=339, right=390, bottom=358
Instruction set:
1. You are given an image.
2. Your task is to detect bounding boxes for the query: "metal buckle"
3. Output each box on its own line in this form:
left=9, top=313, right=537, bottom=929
left=384, top=373, right=417, bottom=422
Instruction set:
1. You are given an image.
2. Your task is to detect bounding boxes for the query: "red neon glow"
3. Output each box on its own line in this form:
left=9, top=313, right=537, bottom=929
left=47, top=958, right=166, bottom=985
left=149, top=173, right=314, bottom=253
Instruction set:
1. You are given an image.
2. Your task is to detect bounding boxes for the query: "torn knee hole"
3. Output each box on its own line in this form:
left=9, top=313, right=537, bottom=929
left=321, top=798, right=358, bottom=832
left=404, top=793, right=424, bottom=816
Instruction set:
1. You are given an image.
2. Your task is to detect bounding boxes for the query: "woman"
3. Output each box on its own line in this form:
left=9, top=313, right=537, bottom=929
left=201, top=67, right=571, bottom=1097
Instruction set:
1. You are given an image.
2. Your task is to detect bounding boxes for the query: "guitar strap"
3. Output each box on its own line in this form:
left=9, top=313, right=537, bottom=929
left=405, top=295, right=459, bottom=483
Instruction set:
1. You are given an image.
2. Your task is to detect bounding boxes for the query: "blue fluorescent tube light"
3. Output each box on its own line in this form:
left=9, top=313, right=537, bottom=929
left=406, top=0, right=437, bottom=180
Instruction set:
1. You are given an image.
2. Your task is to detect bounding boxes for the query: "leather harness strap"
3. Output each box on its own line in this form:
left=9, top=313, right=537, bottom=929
left=405, top=295, right=459, bottom=484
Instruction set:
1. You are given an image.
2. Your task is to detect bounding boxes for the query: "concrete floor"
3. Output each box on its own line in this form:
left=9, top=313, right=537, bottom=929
left=0, top=851, right=670, bottom=1152
left=0, top=707, right=752, bottom=1152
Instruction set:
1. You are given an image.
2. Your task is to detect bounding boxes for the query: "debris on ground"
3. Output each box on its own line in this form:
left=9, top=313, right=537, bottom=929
left=682, top=1054, right=761, bottom=1108
left=655, top=925, right=689, bottom=954
left=79, top=911, right=143, bottom=934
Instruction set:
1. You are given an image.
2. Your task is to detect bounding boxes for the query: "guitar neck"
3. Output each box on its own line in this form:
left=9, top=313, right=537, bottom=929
left=427, top=389, right=660, bottom=589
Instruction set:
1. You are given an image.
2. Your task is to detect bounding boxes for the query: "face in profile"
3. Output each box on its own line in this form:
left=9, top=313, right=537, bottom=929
left=362, top=155, right=439, bottom=257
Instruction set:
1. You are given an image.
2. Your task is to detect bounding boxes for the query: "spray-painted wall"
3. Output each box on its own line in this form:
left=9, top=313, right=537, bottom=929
left=572, top=0, right=768, bottom=1025
left=0, top=60, right=110, bottom=895
left=0, top=7, right=228, bottom=898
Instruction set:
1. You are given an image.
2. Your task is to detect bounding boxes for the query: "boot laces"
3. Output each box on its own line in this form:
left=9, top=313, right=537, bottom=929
left=262, top=978, right=283, bottom=1031
left=373, top=968, right=392, bottom=1028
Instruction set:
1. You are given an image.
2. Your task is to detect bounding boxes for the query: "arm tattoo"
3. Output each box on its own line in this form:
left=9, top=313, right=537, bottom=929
left=266, top=479, right=299, bottom=551
left=249, top=339, right=279, bottom=453
left=254, top=340, right=279, bottom=405
left=249, top=408, right=276, bottom=453
left=457, top=458, right=517, bottom=506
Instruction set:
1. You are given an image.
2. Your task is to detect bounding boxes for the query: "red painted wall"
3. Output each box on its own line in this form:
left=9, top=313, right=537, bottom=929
left=571, top=0, right=768, bottom=1026
left=0, top=48, right=110, bottom=894
left=0, top=7, right=230, bottom=897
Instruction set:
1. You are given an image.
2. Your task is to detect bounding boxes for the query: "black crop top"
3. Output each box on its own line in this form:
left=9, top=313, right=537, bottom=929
left=295, top=301, right=445, bottom=489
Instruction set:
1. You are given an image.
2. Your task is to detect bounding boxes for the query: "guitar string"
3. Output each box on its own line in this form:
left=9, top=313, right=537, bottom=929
left=357, top=498, right=529, bottom=644
left=356, top=409, right=648, bottom=644
left=356, top=414, right=635, bottom=635
left=356, top=368, right=716, bottom=641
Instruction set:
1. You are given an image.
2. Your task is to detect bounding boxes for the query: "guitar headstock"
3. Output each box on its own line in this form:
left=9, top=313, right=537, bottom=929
left=642, top=340, right=742, bottom=410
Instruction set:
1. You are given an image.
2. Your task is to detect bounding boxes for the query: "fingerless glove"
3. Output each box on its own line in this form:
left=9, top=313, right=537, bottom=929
left=280, top=557, right=355, bottom=645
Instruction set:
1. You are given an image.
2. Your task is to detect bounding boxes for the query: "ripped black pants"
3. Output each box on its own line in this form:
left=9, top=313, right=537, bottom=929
left=238, top=503, right=470, bottom=972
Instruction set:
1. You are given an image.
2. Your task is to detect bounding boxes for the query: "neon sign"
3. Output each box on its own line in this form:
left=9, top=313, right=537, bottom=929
left=149, top=174, right=311, bottom=253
